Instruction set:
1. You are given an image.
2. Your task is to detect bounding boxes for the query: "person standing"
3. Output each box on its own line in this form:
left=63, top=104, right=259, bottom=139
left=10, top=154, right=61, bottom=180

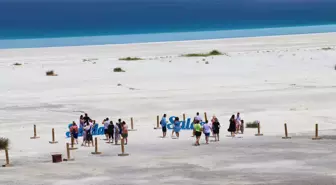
left=114, top=123, right=120, bottom=145
left=228, top=115, right=236, bottom=137
left=235, top=112, right=241, bottom=134
left=107, top=121, right=114, bottom=143
left=121, top=121, right=129, bottom=145
left=192, top=112, right=203, bottom=137
left=194, top=120, right=203, bottom=146
left=213, top=118, right=221, bottom=141
left=203, top=120, right=211, bottom=144
left=83, top=113, right=91, bottom=124
left=160, top=114, right=168, bottom=138
left=84, top=122, right=94, bottom=147
left=118, top=119, right=123, bottom=137
left=173, top=117, right=181, bottom=138
left=103, top=118, right=110, bottom=140
left=70, top=121, right=79, bottom=144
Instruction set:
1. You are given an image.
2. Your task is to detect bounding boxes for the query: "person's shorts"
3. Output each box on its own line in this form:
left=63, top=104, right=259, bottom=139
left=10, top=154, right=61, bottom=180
left=122, top=133, right=128, bottom=138
left=162, top=126, right=167, bottom=133
left=204, top=133, right=210, bottom=137
left=87, top=134, right=93, bottom=141
left=174, top=127, right=181, bottom=133
left=213, top=129, right=219, bottom=134
left=108, top=132, right=113, bottom=138
left=104, top=129, right=108, bottom=135
left=195, top=131, right=202, bottom=137
left=73, top=133, right=78, bottom=139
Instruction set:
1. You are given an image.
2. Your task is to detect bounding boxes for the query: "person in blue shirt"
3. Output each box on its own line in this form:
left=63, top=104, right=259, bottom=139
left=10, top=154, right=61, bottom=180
left=173, top=117, right=181, bottom=138
left=160, top=114, right=168, bottom=138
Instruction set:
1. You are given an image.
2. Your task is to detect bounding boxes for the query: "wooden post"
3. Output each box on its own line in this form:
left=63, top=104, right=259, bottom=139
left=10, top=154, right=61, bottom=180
left=204, top=112, right=208, bottom=122
left=63, top=143, right=74, bottom=161
left=282, top=123, right=291, bottom=139
left=30, top=124, right=40, bottom=139
left=118, top=138, right=129, bottom=156
left=154, top=115, right=161, bottom=129
left=128, top=117, right=137, bottom=131
left=312, top=123, right=321, bottom=140
left=69, top=134, right=78, bottom=150
left=183, top=113, right=186, bottom=122
left=91, top=137, right=102, bottom=154
left=2, top=149, right=11, bottom=167
left=49, top=128, right=58, bottom=144
left=255, top=122, right=263, bottom=136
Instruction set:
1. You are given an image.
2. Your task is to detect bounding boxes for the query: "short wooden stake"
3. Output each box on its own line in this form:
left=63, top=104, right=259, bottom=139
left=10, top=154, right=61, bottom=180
left=63, top=143, right=74, bottom=161
left=282, top=123, right=291, bottom=139
left=204, top=112, right=208, bottom=122
left=255, top=122, right=263, bottom=136
left=69, top=134, right=78, bottom=150
left=154, top=115, right=161, bottom=129
left=49, top=128, right=58, bottom=144
left=312, top=123, right=321, bottom=140
left=183, top=113, right=186, bottom=122
left=30, top=124, right=40, bottom=139
left=2, top=149, right=12, bottom=167
left=91, top=137, right=102, bottom=154
left=118, top=138, right=129, bottom=156
left=128, top=117, right=137, bottom=131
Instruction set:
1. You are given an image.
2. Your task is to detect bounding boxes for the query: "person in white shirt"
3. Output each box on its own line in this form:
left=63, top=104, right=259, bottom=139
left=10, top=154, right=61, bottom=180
left=103, top=118, right=110, bottom=140
left=235, top=112, right=241, bottom=134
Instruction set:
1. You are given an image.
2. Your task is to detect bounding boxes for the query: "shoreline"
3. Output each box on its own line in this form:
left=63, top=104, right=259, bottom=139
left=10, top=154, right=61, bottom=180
left=1, top=24, right=336, bottom=50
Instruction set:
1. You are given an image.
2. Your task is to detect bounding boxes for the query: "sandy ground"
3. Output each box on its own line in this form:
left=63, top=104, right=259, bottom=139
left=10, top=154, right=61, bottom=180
left=1, top=33, right=336, bottom=184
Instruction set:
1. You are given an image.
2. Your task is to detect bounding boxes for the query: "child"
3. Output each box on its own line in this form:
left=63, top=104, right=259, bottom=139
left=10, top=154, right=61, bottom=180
left=240, top=120, right=244, bottom=134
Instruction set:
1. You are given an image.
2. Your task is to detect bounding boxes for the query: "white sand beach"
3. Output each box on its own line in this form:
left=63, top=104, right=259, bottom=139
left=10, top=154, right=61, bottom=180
left=1, top=32, right=336, bottom=185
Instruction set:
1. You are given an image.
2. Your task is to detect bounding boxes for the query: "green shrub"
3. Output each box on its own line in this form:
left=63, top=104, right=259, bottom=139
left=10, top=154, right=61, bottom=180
left=321, top=47, right=334, bottom=51
left=119, top=57, right=143, bottom=61
left=113, top=67, right=125, bottom=72
left=246, top=121, right=259, bottom=128
left=182, top=50, right=223, bottom=57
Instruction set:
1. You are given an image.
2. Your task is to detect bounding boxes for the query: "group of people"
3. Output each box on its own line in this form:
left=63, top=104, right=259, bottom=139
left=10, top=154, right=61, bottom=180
left=69, top=113, right=129, bottom=147
left=228, top=112, right=244, bottom=137
left=160, top=112, right=244, bottom=146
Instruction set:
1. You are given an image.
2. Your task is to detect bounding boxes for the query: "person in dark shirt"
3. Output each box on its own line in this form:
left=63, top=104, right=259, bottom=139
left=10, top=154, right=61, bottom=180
left=212, top=118, right=221, bottom=141
left=118, top=119, right=122, bottom=135
left=228, top=115, right=236, bottom=137
left=83, top=113, right=91, bottom=124
left=107, top=121, right=114, bottom=143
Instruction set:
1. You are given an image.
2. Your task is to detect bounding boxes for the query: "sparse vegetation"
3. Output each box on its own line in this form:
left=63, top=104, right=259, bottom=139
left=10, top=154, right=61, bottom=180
left=13, top=63, right=22, bottom=66
left=119, top=57, right=143, bottom=61
left=205, top=61, right=209, bottom=64
left=322, top=47, right=334, bottom=51
left=113, top=67, right=125, bottom=72
left=182, top=50, right=223, bottom=57
left=0, top=137, right=9, bottom=150
left=46, top=70, right=57, bottom=76
left=246, top=121, right=259, bottom=128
